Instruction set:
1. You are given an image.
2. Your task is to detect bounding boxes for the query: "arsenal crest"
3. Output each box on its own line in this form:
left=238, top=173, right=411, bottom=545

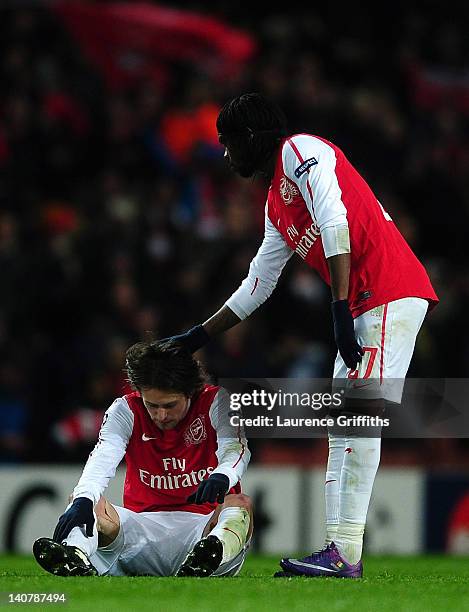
left=279, top=176, right=299, bottom=205
left=184, top=415, right=207, bottom=446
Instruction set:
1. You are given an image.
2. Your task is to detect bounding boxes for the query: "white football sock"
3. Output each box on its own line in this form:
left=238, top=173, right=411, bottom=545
left=334, top=523, right=365, bottom=565
left=62, top=511, right=98, bottom=558
left=325, top=433, right=346, bottom=545
left=335, top=436, right=381, bottom=565
left=209, top=507, right=250, bottom=564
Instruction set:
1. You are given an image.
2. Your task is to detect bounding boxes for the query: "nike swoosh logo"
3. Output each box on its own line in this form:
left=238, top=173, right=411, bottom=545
left=287, top=559, right=338, bottom=572
left=142, top=433, right=157, bottom=441
left=352, top=381, right=374, bottom=389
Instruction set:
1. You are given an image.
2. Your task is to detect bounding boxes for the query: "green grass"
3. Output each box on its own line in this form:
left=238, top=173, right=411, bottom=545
left=1, top=554, right=469, bottom=611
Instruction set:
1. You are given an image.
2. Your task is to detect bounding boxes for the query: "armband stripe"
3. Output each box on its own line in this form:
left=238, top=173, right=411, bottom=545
left=250, top=277, right=259, bottom=295
left=287, top=138, right=317, bottom=221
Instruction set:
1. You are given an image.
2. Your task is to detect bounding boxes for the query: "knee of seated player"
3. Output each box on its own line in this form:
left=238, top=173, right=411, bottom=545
left=222, top=493, right=252, bottom=511
left=203, top=494, right=253, bottom=539
left=95, top=497, right=120, bottom=545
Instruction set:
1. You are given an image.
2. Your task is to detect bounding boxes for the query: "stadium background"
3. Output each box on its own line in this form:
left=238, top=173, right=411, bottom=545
left=0, top=1, right=468, bottom=555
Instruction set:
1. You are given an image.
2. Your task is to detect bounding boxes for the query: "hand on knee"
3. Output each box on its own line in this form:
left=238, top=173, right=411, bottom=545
left=95, top=499, right=120, bottom=547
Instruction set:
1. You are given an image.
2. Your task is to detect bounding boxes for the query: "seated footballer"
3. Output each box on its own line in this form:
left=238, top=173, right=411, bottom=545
left=33, top=341, right=252, bottom=577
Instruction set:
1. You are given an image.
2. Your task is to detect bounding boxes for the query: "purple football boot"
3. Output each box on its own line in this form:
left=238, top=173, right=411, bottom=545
left=279, top=543, right=363, bottom=578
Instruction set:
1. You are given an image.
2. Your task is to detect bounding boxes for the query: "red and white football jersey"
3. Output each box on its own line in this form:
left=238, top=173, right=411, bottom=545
left=73, top=385, right=249, bottom=515
left=225, top=134, right=438, bottom=319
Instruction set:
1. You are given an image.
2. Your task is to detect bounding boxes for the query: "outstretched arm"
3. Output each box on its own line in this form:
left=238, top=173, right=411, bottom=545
left=202, top=305, right=241, bottom=337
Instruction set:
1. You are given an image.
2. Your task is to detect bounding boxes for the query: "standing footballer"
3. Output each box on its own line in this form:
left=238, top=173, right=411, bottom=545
left=163, top=92, right=438, bottom=578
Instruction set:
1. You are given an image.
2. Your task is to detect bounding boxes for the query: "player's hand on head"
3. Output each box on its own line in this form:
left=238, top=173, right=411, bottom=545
left=331, top=299, right=364, bottom=370
left=187, top=473, right=230, bottom=505
left=159, top=324, right=210, bottom=354
left=53, top=497, right=95, bottom=543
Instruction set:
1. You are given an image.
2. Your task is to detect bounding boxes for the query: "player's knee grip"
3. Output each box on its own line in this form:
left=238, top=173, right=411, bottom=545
left=95, top=498, right=120, bottom=539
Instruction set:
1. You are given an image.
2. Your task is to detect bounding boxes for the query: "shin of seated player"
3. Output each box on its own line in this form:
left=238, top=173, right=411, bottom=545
left=204, top=494, right=252, bottom=565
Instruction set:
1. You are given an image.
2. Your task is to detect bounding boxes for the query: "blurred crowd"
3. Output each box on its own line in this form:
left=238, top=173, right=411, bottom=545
left=0, top=3, right=468, bottom=464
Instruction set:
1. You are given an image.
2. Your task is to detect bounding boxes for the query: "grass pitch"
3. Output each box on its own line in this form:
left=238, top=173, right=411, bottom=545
left=1, top=554, right=469, bottom=611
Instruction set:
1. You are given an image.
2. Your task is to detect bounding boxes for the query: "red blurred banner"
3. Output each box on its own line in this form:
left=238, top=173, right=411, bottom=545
left=51, top=1, right=257, bottom=89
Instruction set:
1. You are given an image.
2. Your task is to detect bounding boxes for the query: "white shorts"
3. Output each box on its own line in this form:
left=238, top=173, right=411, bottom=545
left=333, top=297, right=428, bottom=403
left=90, top=506, right=248, bottom=577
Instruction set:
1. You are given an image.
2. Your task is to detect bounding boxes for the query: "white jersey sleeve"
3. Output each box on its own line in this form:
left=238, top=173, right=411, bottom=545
left=72, top=397, right=134, bottom=504
left=224, top=206, right=293, bottom=319
left=282, top=135, right=350, bottom=256
left=209, top=389, right=250, bottom=488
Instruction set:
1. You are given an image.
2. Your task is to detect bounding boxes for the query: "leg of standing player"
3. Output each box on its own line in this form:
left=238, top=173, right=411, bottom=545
left=324, top=433, right=345, bottom=545
left=279, top=297, right=428, bottom=577
left=332, top=299, right=427, bottom=566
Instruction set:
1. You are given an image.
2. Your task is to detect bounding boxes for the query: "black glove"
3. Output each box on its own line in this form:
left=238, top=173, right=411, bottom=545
left=160, top=324, right=210, bottom=354
left=187, top=473, right=230, bottom=505
left=53, top=497, right=95, bottom=543
left=331, top=299, right=364, bottom=370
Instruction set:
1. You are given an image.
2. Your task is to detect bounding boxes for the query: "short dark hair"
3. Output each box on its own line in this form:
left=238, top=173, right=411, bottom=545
left=124, top=341, right=208, bottom=397
left=217, top=92, right=287, bottom=159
